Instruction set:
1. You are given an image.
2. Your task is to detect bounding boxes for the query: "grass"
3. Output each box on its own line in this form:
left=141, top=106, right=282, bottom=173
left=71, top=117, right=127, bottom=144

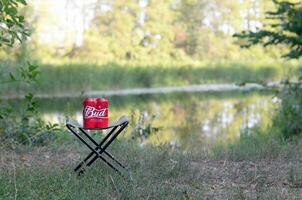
left=1, top=132, right=302, bottom=199
left=212, top=130, right=286, bottom=161
left=0, top=60, right=294, bottom=96
left=0, top=58, right=301, bottom=199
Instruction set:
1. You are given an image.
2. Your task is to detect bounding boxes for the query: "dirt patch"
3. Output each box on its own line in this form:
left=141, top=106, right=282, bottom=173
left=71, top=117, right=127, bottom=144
left=0, top=147, right=81, bottom=169
left=188, top=159, right=302, bottom=199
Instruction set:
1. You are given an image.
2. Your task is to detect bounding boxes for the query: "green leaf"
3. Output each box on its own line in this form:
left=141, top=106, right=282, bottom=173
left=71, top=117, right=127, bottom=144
left=28, top=62, right=38, bottom=72
left=31, top=71, right=40, bottom=79
left=7, top=6, right=17, bottom=16
left=18, top=16, right=25, bottom=23
left=0, top=38, right=11, bottom=43
left=5, top=107, right=13, bottom=113
left=27, top=106, right=35, bottom=112
left=25, top=92, right=33, bottom=101
left=2, top=0, right=9, bottom=5
left=9, top=72, right=16, bottom=81
left=17, top=0, right=27, bottom=5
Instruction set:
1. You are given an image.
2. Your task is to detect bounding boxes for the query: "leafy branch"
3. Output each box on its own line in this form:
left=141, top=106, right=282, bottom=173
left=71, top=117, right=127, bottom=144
left=234, top=0, right=302, bottom=59
left=0, top=0, right=29, bottom=47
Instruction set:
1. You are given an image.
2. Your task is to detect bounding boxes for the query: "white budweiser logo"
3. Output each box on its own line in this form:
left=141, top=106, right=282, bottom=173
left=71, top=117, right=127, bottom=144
left=84, top=106, right=107, bottom=118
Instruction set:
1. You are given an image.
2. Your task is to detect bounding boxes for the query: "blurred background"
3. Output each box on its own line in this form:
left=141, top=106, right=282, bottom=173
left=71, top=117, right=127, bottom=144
left=2, top=0, right=296, bottom=63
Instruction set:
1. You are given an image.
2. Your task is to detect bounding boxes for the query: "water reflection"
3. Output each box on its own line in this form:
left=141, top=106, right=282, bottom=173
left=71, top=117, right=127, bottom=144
left=5, top=91, right=278, bottom=149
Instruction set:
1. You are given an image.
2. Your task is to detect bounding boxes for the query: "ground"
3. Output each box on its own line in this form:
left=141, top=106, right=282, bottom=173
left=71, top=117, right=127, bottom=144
left=1, top=141, right=302, bottom=200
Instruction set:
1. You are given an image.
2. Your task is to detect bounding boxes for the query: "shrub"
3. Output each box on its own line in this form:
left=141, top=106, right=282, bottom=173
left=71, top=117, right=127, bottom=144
left=272, top=80, right=302, bottom=139
left=0, top=62, right=59, bottom=146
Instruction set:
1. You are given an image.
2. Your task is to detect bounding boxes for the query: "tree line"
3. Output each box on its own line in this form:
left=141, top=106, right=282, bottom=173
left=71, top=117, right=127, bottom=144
left=1, top=0, right=291, bottom=63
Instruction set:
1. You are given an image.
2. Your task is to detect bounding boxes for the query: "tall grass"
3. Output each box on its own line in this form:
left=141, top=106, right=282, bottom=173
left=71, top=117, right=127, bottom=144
left=0, top=60, right=294, bottom=96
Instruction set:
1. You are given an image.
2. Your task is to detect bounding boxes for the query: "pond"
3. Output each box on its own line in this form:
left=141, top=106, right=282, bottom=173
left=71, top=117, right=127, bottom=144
left=6, top=90, right=278, bottom=150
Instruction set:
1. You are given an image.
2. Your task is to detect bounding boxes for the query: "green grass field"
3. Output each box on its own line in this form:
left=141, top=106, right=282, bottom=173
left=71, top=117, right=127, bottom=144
left=1, top=133, right=302, bottom=199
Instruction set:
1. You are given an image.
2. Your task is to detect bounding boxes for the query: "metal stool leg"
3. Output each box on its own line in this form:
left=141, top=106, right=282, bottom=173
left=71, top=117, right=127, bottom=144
left=74, top=126, right=118, bottom=172
left=81, top=122, right=128, bottom=169
left=74, top=126, right=127, bottom=172
left=66, top=124, right=122, bottom=175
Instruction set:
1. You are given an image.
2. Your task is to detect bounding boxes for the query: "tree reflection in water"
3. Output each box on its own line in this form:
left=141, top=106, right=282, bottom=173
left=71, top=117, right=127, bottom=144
left=7, top=91, right=276, bottom=150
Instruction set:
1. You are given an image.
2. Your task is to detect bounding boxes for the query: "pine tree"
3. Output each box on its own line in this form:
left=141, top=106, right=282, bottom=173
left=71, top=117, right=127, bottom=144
left=234, top=0, right=302, bottom=59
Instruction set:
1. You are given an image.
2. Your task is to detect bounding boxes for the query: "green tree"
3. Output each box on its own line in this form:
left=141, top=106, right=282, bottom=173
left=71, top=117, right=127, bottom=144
left=176, top=0, right=244, bottom=59
left=139, top=0, right=180, bottom=61
left=176, top=0, right=207, bottom=56
left=80, top=0, right=140, bottom=61
left=234, top=0, right=302, bottom=59
left=82, top=0, right=181, bottom=62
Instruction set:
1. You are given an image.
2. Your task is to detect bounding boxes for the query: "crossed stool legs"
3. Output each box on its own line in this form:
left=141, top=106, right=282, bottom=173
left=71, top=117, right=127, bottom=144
left=66, top=116, right=129, bottom=176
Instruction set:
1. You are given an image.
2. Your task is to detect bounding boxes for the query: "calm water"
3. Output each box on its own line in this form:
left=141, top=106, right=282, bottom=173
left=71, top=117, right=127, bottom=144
left=7, top=91, right=278, bottom=149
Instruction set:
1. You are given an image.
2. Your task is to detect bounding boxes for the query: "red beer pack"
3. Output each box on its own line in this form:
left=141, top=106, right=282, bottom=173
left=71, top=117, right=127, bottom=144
left=83, top=98, right=108, bottom=128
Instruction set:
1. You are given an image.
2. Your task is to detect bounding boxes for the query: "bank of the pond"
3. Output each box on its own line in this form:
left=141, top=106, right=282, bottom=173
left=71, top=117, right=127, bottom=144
left=0, top=61, right=293, bottom=97
left=1, top=82, right=278, bottom=99
left=0, top=135, right=301, bottom=199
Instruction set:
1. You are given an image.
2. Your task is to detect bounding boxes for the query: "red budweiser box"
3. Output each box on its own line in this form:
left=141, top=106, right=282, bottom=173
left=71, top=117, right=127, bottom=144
left=83, top=98, right=108, bottom=129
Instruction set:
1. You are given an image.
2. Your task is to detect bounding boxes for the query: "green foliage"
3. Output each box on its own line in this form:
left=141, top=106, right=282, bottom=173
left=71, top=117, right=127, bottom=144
left=129, top=110, right=162, bottom=143
left=272, top=80, right=302, bottom=139
left=20, top=61, right=39, bottom=82
left=15, top=0, right=287, bottom=63
left=0, top=62, right=59, bottom=146
left=234, top=0, right=302, bottom=59
left=0, top=0, right=29, bottom=47
left=78, top=0, right=183, bottom=62
left=0, top=0, right=59, bottom=146
left=234, top=0, right=302, bottom=139
left=0, top=61, right=290, bottom=95
left=0, top=101, right=59, bottom=146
